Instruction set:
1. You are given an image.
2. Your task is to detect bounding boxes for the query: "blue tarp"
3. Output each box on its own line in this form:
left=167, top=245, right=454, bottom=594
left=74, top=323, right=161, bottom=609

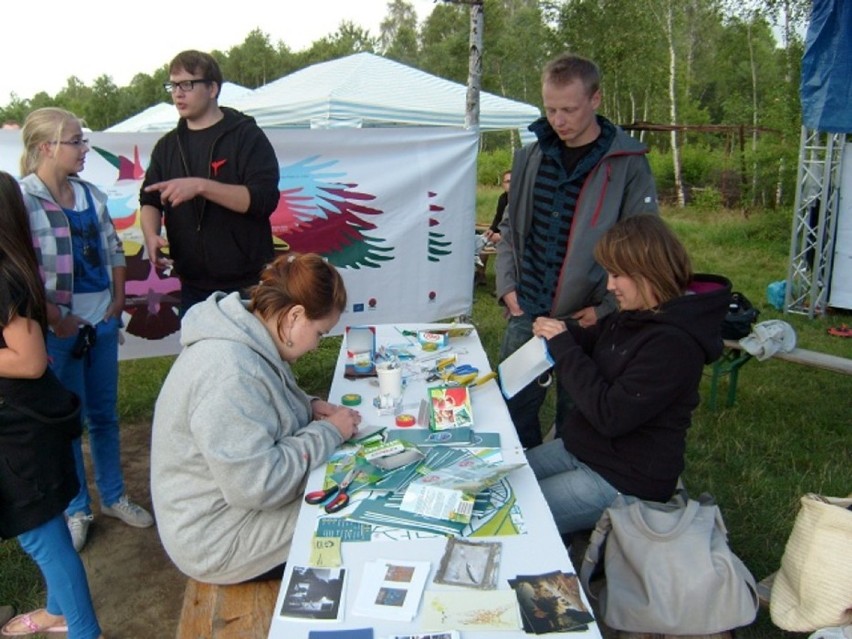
left=800, top=0, right=852, bottom=133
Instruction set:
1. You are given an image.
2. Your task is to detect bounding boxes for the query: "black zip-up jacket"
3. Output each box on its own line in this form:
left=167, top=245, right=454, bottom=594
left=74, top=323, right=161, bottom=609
left=545, top=274, right=732, bottom=501
left=140, top=107, right=280, bottom=291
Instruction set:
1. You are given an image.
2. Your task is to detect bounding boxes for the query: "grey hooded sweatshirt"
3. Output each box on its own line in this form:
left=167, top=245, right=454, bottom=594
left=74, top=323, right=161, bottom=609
left=150, top=292, right=343, bottom=584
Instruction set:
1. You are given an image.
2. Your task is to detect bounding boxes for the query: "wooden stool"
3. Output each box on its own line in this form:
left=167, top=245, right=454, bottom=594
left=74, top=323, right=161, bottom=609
left=176, top=578, right=279, bottom=639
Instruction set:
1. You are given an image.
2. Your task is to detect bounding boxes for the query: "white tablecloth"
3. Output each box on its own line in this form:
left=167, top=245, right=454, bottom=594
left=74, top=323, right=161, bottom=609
left=267, top=323, right=603, bottom=639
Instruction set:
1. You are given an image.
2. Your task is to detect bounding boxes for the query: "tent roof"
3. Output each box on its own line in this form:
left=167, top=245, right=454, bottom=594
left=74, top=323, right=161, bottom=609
left=231, top=53, right=540, bottom=131
left=105, top=82, right=254, bottom=132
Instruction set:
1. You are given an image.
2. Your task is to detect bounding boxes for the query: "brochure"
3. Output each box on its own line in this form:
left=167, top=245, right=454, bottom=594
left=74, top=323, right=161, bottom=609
left=387, top=426, right=473, bottom=447
left=497, top=336, right=554, bottom=399
left=351, top=558, right=431, bottom=621
left=399, top=452, right=525, bottom=524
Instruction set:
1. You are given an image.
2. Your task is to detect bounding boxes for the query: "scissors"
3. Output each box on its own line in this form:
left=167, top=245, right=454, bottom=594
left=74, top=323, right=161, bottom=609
left=447, top=364, right=479, bottom=385
left=304, top=466, right=358, bottom=513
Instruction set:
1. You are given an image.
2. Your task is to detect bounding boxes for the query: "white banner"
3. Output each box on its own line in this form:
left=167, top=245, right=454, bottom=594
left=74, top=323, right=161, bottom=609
left=0, top=127, right=478, bottom=358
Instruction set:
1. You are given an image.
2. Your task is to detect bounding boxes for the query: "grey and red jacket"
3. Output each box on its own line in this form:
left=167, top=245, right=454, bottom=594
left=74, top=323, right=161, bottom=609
left=496, top=115, right=659, bottom=321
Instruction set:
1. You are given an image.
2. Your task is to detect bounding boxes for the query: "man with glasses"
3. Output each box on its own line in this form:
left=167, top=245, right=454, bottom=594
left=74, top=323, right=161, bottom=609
left=139, top=50, right=280, bottom=316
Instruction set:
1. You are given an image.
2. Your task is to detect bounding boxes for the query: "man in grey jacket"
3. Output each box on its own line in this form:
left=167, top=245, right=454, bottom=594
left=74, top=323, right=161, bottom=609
left=495, top=53, right=659, bottom=449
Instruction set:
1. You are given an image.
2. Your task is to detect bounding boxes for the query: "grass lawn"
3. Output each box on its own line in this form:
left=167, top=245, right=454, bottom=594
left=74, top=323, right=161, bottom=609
left=2, top=201, right=849, bottom=638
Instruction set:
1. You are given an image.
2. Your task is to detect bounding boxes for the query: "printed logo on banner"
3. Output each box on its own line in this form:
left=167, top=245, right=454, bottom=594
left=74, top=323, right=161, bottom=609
left=271, top=156, right=395, bottom=270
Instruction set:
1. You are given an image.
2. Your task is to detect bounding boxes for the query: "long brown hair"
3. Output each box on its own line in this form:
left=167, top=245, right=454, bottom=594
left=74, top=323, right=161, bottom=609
left=0, top=171, right=47, bottom=329
left=594, top=215, right=692, bottom=309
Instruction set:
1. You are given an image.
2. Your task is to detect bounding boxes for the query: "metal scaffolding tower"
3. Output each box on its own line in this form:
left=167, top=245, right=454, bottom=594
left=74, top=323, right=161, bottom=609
left=785, top=127, right=847, bottom=317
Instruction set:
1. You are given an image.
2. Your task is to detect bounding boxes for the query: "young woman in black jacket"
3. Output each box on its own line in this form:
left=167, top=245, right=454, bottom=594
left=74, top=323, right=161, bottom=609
left=0, top=171, right=104, bottom=638
left=527, top=214, right=730, bottom=534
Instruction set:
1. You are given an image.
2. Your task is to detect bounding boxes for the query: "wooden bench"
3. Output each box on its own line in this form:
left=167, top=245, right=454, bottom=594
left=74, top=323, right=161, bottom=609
left=176, top=579, right=279, bottom=639
left=707, top=339, right=852, bottom=409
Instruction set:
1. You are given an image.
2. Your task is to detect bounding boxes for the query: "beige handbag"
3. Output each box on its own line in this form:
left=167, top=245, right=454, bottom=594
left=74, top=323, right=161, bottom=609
left=770, top=493, right=852, bottom=631
left=580, top=492, right=759, bottom=634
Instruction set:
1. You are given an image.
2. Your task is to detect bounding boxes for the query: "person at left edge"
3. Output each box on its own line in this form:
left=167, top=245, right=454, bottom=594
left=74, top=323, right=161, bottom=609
left=19, top=107, right=154, bottom=554
left=139, top=49, right=281, bottom=317
left=0, top=170, right=104, bottom=638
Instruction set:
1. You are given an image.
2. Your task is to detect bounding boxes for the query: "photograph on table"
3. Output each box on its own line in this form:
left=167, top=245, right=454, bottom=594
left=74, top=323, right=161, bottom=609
left=508, top=570, right=594, bottom=634
left=279, top=566, right=346, bottom=621
left=434, top=537, right=502, bottom=589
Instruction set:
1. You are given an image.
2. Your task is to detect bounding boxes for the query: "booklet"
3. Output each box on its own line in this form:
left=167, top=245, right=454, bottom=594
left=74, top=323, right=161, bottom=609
left=387, top=426, right=473, bottom=447
left=351, top=558, right=431, bottom=621
left=497, top=336, right=554, bottom=399
left=399, top=452, right=525, bottom=524
left=279, top=566, right=346, bottom=621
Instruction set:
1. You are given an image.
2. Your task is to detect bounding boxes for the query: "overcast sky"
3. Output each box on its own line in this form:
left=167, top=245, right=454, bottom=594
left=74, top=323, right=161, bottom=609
left=1, top=0, right=437, bottom=101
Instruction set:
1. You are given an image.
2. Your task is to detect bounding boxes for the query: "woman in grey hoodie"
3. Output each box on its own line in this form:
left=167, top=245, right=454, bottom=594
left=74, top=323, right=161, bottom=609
left=151, top=253, right=361, bottom=584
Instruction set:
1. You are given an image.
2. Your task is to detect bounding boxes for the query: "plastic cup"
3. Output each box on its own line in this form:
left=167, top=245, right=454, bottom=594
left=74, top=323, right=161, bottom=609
left=376, top=363, right=402, bottom=399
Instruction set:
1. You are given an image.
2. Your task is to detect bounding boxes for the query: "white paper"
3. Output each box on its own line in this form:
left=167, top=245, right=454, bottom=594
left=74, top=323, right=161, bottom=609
left=498, top=336, right=554, bottom=399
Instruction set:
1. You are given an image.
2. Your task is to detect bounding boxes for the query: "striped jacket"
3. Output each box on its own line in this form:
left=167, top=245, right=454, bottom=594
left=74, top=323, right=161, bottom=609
left=19, top=174, right=125, bottom=311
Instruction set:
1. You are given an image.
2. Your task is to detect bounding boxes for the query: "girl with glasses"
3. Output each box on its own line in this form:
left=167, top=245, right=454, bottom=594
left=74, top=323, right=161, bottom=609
left=18, top=108, right=153, bottom=554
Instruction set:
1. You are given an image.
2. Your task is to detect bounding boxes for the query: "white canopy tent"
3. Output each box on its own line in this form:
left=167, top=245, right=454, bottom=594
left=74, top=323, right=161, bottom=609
left=108, top=53, right=540, bottom=137
left=105, top=82, right=255, bottom=132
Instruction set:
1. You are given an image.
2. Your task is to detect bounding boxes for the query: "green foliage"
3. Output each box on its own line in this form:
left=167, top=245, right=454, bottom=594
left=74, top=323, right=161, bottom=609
left=477, top=147, right=514, bottom=186
left=0, top=1, right=808, bottom=203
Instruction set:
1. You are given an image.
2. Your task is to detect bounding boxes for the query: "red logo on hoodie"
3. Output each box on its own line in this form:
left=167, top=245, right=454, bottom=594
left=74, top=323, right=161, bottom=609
left=211, top=159, right=227, bottom=177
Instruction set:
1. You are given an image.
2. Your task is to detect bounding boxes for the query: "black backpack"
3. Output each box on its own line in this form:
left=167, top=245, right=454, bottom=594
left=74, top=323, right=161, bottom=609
left=721, top=291, right=760, bottom=340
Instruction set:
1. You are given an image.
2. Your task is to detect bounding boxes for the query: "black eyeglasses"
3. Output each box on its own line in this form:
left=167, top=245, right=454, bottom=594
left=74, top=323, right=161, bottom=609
left=50, top=138, right=89, bottom=148
left=163, top=79, right=212, bottom=94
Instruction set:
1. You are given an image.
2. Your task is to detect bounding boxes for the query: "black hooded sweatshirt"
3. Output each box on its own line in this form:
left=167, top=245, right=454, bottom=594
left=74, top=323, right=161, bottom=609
left=545, top=274, right=732, bottom=501
left=140, top=107, right=280, bottom=291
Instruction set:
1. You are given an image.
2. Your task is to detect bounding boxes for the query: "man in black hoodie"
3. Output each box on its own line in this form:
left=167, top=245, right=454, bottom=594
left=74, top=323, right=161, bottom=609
left=140, top=50, right=280, bottom=317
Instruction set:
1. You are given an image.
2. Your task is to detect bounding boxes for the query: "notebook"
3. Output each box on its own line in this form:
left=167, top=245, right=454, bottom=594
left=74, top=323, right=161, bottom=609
left=497, top=336, right=554, bottom=399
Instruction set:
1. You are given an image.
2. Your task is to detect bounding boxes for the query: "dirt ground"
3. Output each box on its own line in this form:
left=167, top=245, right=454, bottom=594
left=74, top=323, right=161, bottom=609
left=78, top=420, right=184, bottom=638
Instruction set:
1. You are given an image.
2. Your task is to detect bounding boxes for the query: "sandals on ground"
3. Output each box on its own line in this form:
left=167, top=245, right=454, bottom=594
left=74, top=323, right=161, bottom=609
left=0, top=609, right=68, bottom=636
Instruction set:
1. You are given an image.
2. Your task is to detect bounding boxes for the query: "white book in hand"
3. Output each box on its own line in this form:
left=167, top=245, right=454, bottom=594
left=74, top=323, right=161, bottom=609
left=498, top=336, right=554, bottom=399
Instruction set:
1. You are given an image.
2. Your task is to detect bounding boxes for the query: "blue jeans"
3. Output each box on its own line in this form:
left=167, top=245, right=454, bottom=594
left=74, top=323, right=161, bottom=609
left=525, top=440, right=620, bottom=534
left=48, top=316, right=125, bottom=515
left=17, top=514, right=102, bottom=639
left=499, top=313, right=574, bottom=449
